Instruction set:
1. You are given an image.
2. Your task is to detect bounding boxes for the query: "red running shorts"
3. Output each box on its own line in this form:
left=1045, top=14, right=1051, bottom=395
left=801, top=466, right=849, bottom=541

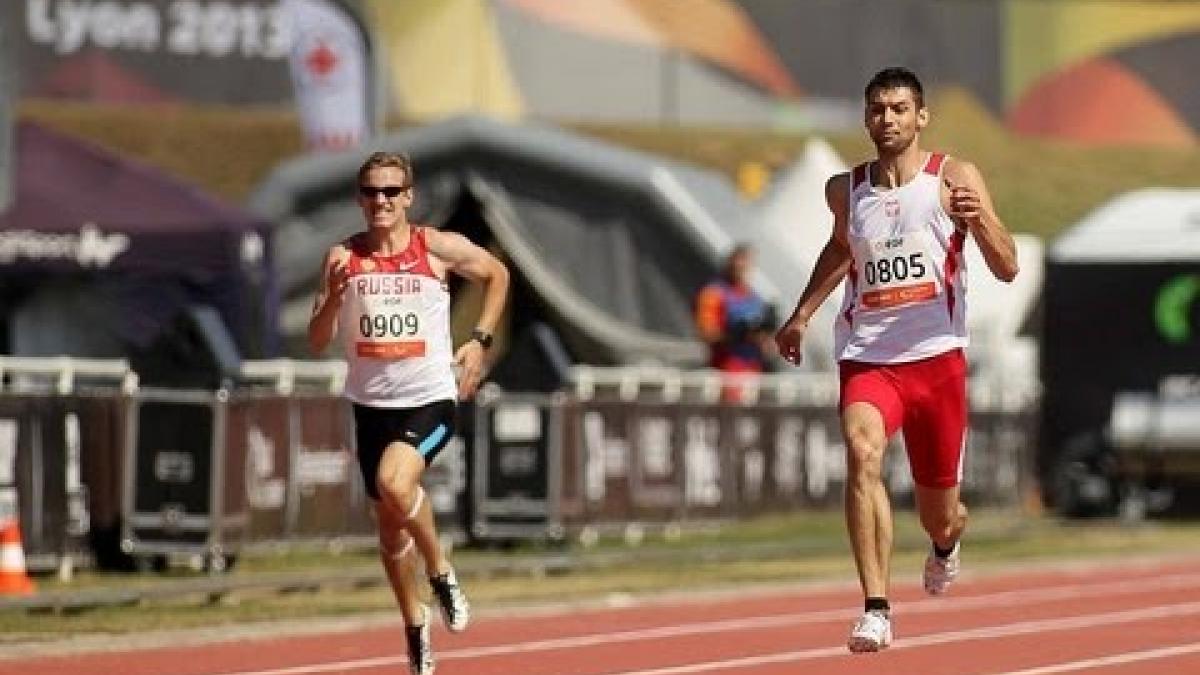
left=838, top=348, right=968, bottom=489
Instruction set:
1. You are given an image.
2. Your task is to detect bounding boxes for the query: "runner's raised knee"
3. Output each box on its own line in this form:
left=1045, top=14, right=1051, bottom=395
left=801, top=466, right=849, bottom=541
left=378, top=482, right=425, bottom=522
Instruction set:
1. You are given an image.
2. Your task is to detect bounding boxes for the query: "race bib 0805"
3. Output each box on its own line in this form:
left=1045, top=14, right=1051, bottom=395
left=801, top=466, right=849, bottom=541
left=858, top=235, right=939, bottom=311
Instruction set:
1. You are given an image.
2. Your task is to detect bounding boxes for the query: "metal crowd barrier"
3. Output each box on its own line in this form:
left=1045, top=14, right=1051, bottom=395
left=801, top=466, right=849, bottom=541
left=120, top=384, right=468, bottom=569
left=467, top=366, right=1040, bottom=541
left=0, top=356, right=138, bottom=395
left=0, top=358, right=463, bottom=573
left=237, top=359, right=347, bottom=395
left=0, top=357, right=137, bottom=576
left=119, top=387, right=380, bottom=571
left=1, top=357, right=1041, bottom=567
left=469, top=388, right=566, bottom=542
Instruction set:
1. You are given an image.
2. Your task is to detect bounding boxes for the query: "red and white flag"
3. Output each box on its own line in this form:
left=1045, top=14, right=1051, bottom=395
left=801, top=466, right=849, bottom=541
left=282, top=0, right=372, bottom=152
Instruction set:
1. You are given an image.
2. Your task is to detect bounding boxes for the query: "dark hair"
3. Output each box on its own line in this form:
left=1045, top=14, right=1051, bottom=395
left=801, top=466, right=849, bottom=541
left=723, top=243, right=752, bottom=278
left=728, top=243, right=752, bottom=259
left=865, top=67, right=924, bottom=108
left=357, top=151, right=413, bottom=186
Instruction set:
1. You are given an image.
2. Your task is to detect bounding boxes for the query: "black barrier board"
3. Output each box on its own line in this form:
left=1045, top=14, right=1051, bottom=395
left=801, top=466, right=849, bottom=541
left=68, top=395, right=129, bottom=570
left=288, top=398, right=359, bottom=537
left=472, top=394, right=561, bottom=541
left=551, top=393, right=1037, bottom=540
left=675, top=403, right=734, bottom=521
left=229, top=395, right=379, bottom=545
left=556, top=401, right=585, bottom=524
left=725, top=408, right=769, bottom=512
left=229, top=397, right=292, bottom=542
left=128, top=398, right=215, bottom=547
left=628, top=403, right=684, bottom=520
left=573, top=401, right=635, bottom=523
left=0, top=396, right=79, bottom=571
left=756, top=408, right=810, bottom=510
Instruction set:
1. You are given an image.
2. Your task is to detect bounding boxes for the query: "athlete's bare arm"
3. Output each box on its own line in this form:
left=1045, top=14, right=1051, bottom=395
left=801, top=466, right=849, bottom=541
left=942, top=158, right=1018, bottom=282
left=775, top=172, right=854, bottom=364
left=308, top=244, right=352, bottom=354
left=425, top=229, right=511, bottom=399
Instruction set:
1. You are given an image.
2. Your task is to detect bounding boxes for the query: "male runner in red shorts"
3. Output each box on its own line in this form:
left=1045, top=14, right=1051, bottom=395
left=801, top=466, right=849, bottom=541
left=774, top=67, right=1018, bottom=653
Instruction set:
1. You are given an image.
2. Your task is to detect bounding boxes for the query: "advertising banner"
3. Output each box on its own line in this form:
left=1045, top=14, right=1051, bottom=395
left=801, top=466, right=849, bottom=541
left=11, top=0, right=293, bottom=104
left=282, top=0, right=372, bottom=150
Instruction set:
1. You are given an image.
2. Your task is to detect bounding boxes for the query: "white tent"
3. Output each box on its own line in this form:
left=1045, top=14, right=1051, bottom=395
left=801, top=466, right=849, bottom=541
left=1051, top=189, right=1200, bottom=262
left=966, top=233, right=1043, bottom=387
left=750, top=137, right=847, bottom=371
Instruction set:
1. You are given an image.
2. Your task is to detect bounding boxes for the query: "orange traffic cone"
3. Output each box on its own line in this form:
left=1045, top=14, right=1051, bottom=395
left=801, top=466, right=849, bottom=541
left=0, top=519, right=36, bottom=595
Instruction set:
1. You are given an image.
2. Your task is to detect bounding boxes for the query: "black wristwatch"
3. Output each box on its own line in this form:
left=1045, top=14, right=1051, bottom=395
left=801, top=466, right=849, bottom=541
left=470, top=328, right=493, bottom=350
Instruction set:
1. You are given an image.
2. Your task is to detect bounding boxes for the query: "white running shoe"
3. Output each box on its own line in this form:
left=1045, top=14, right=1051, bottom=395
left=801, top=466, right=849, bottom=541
left=429, top=568, right=470, bottom=633
left=847, top=610, right=893, bottom=653
left=923, top=541, right=961, bottom=595
left=405, top=604, right=435, bottom=675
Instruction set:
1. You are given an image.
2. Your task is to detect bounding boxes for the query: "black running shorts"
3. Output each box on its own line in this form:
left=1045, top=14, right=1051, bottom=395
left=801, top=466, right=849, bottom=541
left=352, top=399, right=456, bottom=501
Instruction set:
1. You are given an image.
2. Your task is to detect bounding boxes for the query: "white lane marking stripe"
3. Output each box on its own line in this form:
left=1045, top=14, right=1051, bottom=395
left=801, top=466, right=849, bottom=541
left=610, top=601, right=1200, bottom=675
left=988, top=641, right=1200, bottom=675
left=212, top=573, right=1200, bottom=675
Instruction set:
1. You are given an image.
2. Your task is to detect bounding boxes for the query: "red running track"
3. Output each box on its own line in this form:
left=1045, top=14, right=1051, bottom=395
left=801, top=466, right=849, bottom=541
left=4, top=554, right=1200, bottom=674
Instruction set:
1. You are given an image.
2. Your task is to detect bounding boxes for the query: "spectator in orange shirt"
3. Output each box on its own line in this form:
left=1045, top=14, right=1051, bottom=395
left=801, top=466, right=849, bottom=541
left=695, top=244, right=776, bottom=402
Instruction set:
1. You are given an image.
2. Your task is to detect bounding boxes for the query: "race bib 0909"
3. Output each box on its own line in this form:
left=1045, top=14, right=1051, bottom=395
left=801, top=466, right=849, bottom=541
left=350, top=276, right=428, bottom=359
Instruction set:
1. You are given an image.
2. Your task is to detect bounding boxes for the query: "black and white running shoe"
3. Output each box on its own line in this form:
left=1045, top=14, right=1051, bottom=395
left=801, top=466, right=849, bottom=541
left=405, top=604, right=435, bottom=675
left=429, top=568, right=470, bottom=633
left=923, top=541, right=961, bottom=595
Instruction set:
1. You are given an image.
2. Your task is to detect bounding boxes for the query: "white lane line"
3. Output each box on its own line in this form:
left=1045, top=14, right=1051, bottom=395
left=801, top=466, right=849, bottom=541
left=212, top=573, right=1200, bottom=675
left=611, top=601, right=1200, bottom=674
left=987, top=642, right=1200, bottom=675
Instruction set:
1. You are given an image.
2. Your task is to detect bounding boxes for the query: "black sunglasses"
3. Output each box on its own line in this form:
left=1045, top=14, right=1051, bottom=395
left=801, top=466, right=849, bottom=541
left=358, top=185, right=410, bottom=199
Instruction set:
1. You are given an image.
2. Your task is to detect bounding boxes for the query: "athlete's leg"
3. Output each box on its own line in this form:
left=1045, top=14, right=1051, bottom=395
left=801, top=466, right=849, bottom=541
left=408, top=480, right=451, bottom=576
left=376, top=441, right=450, bottom=576
left=904, top=349, right=969, bottom=550
left=915, top=484, right=967, bottom=550
left=355, top=406, right=428, bottom=624
left=379, top=502, right=435, bottom=674
left=902, top=349, right=969, bottom=594
left=376, top=501, right=425, bottom=625
left=916, top=483, right=967, bottom=596
left=842, top=402, right=894, bottom=601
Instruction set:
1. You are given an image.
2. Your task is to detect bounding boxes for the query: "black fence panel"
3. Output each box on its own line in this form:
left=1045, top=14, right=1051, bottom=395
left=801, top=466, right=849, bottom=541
left=122, top=390, right=240, bottom=568
left=470, top=391, right=563, bottom=542
left=0, top=396, right=91, bottom=573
